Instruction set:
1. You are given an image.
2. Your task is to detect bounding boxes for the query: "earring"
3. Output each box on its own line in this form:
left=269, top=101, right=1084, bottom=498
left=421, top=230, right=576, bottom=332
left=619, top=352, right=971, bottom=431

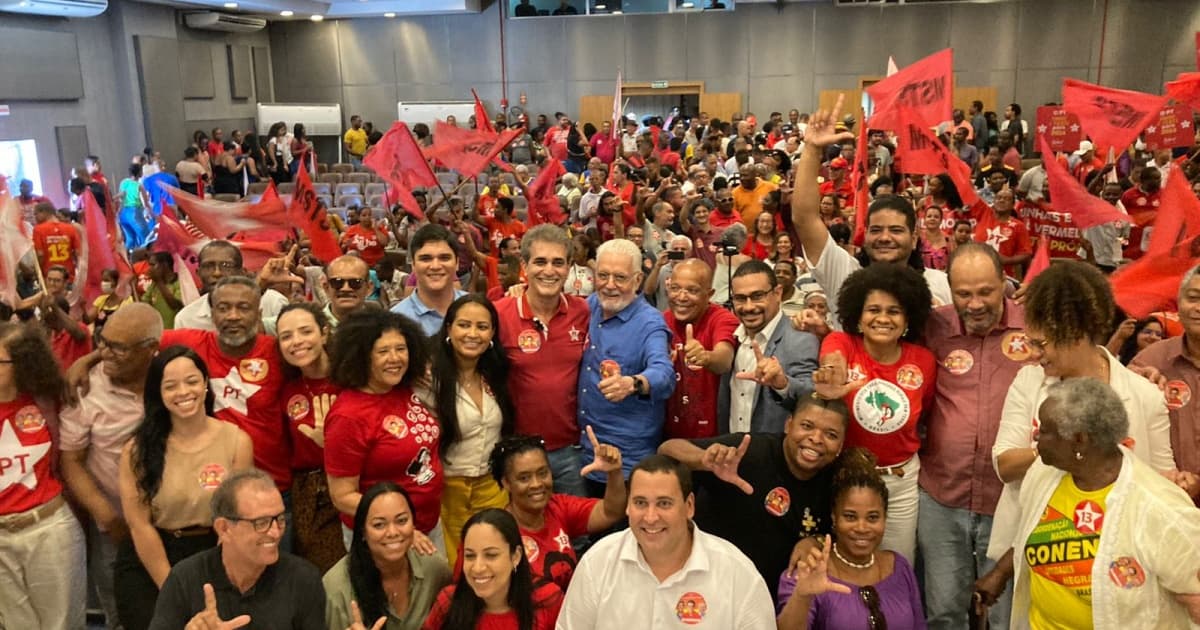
left=490, top=340, right=495, bottom=348
left=445, top=336, right=451, bottom=344
left=903, top=326, right=909, bottom=336
left=1075, top=451, right=1083, bottom=461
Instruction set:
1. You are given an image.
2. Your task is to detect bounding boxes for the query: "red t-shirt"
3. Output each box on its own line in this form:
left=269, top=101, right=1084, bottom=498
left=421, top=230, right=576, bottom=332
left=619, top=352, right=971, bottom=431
left=741, top=238, right=772, bottom=261
left=477, top=193, right=505, bottom=220
left=708, top=208, right=743, bottom=230
left=51, top=329, right=92, bottom=372
left=596, top=203, right=638, bottom=242
left=33, top=221, right=81, bottom=280
left=974, top=213, right=1032, bottom=277
left=160, top=329, right=291, bottom=490
left=520, top=494, right=597, bottom=591
left=484, top=217, right=528, bottom=254
left=421, top=582, right=563, bottom=630
left=1120, top=187, right=1160, bottom=260
left=324, top=387, right=443, bottom=532
left=545, top=127, right=570, bottom=162
left=341, top=224, right=387, bottom=266
left=820, top=332, right=936, bottom=467
left=664, top=305, right=740, bottom=440
left=819, top=179, right=855, bottom=208
left=495, top=294, right=590, bottom=450
left=281, top=376, right=340, bottom=471
left=590, top=133, right=617, bottom=164
left=0, top=396, right=61, bottom=515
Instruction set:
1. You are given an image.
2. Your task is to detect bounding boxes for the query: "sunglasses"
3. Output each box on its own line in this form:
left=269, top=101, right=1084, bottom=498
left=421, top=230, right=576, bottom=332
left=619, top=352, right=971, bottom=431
left=860, top=585, right=888, bottom=630
left=328, top=277, right=366, bottom=291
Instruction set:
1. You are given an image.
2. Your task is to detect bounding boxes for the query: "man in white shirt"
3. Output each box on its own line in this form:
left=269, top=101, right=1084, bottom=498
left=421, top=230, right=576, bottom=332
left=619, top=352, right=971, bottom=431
left=556, top=455, right=775, bottom=630
left=174, top=240, right=289, bottom=332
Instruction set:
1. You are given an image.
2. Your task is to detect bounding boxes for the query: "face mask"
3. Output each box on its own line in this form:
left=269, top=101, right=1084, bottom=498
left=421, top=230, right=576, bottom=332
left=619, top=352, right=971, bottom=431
left=100, top=281, right=114, bottom=293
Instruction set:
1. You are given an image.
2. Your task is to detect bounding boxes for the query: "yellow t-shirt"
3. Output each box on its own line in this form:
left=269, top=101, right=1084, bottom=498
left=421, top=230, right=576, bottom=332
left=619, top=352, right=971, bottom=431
left=732, top=179, right=779, bottom=233
left=343, top=127, right=368, bottom=158
left=1026, top=474, right=1112, bottom=629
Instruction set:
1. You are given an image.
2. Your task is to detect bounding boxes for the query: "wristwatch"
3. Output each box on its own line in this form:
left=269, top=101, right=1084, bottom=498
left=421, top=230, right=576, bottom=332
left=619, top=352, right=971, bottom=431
left=631, top=375, right=646, bottom=396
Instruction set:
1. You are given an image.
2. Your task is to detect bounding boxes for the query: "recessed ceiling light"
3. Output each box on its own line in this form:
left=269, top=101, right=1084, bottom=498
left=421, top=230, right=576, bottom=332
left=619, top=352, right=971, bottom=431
left=17, top=1, right=29, bottom=6
left=280, top=9, right=293, bottom=16
left=223, top=2, right=237, bottom=7
left=310, top=13, right=323, bottom=20
left=681, top=1, right=694, bottom=7
left=612, top=9, right=621, bottom=13
left=383, top=11, right=395, bottom=17
left=595, top=2, right=605, bottom=8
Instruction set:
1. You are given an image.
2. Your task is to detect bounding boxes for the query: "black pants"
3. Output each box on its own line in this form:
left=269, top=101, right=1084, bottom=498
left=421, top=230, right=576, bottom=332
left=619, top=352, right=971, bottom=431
left=113, top=529, right=217, bottom=630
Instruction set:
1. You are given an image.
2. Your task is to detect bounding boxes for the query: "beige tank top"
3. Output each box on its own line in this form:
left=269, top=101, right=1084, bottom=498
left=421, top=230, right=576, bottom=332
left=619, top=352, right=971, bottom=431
left=151, top=420, right=241, bottom=530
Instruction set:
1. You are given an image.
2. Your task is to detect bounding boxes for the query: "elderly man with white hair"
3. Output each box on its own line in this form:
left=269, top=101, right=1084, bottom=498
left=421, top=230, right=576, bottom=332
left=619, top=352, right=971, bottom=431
left=577, top=238, right=676, bottom=497
left=644, top=234, right=694, bottom=311
left=557, top=172, right=582, bottom=218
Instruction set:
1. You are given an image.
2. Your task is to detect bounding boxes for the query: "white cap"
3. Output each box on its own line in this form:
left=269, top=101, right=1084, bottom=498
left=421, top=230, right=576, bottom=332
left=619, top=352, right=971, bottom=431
left=1073, top=140, right=1095, bottom=156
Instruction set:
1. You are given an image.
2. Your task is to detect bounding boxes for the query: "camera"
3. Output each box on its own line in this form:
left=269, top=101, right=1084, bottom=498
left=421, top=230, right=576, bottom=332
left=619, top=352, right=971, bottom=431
left=668, top=250, right=686, bottom=260
left=720, top=233, right=740, bottom=257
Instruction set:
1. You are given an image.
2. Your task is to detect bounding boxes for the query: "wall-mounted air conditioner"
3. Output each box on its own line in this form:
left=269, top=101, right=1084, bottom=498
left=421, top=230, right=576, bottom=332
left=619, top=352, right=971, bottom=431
left=185, top=11, right=267, bottom=33
left=0, top=0, right=106, bottom=17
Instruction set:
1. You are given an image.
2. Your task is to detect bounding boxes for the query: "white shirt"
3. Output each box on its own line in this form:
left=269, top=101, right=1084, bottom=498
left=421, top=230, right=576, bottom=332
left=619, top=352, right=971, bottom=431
left=174, top=288, right=290, bottom=334
left=442, top=383, right=503, bottom=477
left=556, top=524, right=775, bottom=630
left=729, top=311, right=784, bottom=433
left=578, top=190, right=604, bottom=226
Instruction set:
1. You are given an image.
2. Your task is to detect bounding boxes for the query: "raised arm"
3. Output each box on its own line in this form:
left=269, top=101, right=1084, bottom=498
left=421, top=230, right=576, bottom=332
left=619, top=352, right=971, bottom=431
left=792, top=95, right=854, bottom=265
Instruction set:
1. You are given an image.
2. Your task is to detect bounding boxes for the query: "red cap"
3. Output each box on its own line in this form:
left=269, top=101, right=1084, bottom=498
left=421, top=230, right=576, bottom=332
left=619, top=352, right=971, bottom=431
left=830, top=157, right=849, bottom=169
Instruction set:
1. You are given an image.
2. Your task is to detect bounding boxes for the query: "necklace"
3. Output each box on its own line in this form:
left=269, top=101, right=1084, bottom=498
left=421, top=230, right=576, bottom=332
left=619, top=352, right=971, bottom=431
left=832, top=542, right=875, bottom=569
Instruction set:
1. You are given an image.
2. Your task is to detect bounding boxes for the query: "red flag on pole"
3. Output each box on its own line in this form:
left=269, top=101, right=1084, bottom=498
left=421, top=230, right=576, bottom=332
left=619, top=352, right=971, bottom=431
left=1110, top=245, right=1199, bottom=318
left=364, top=122, right=437, bottom=220
left=166, top=183, right=290, bottom=238
left=1038, top=136, right=1130, bottom=230
left=1166, top=72, right=1200, bottom=111
left=1022, top=236, right=1051, bottom=285
left=1142, top=104, right=1195, bottom=150
left=1147, top=163, right=1200, bottom=258
left=0, top=176, right=32, bottom=307
left=290, top=167, right=344, bottom=264
left=472, top=89, right=495, bottom=134
left=425, top=122, right=522, bottom=181
left=526, top=159, right=567, bottom=226
left=866, top=48, right=953, bottom=129
left=81, top=188, right=126, bottom=304
left=893, top=108, right=979, bottom=207
left=1034, top=106, right=1083, bottom=153
left=1061, top=78, right=1168, bottom=151
left=850, top=121, right=870, bottom=247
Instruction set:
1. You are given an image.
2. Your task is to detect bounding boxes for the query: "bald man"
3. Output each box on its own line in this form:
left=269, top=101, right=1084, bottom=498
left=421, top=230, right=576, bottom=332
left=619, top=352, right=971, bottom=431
left=662, top=258, right=740, bottom=439
left=322, top=255, right=373, bottom=326
left=58, top=303, right=164, bottom=628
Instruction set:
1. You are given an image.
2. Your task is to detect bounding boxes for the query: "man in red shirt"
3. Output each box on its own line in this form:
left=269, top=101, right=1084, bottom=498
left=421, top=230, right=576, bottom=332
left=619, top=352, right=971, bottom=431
left=32, top=202, right=81, bottom=281
left=818, top=157, right=854, bottom=208
left=206, top=127, right=225, bottom=159
left=681, top=197, right=725, bottom=270
left=663, top=259, right=738, bottom=439
left=339, top=207, right=389, bottom=266
left=1121, top=166, right=1162, bottom=260
left=544, top=114, right=571, bottom=162
left=16, top=179, right=50, bottom=226
left=590, top=121, right=617, bottom=165
left=709, top=186, right=743, bottom=230
left=494, top=224, right=590, bottom=495
left=483, top=197, right=527, bottom=254
left=973, top=189, right=1032, bottom=278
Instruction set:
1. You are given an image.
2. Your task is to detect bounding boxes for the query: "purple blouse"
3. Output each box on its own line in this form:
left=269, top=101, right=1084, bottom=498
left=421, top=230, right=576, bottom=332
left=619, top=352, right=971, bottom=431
left=777, top=553, right=927, bottom=630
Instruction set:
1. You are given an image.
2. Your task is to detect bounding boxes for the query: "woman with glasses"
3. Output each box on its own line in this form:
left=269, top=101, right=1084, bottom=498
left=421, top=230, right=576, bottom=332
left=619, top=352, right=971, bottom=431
left=777, top=448, right=926, bottom=629
left=811, top=263, right=935, bottom=564
left=276, top=303, right=344, bottom=573
left=430, top=295, right=515, bottom=564
left=115, top=346, right=254, bottom=630
left=488, top=433, right=625, bottom=591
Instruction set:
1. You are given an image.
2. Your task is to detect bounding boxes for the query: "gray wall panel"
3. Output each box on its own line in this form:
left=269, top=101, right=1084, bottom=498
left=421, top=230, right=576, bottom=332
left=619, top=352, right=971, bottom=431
left=342, top=84, right=401, bottom=129
left=1015, top=0, right=1098, bottom=70
left=393, top=18, right=454, bottom=85
left=55, top=126, right=90, bottom=185
left=445, top=6, right=502, bottom=84
left=336, top=20, right=396, bottom=87
left=228, top=45, right=253, bottom=99
left=562, top=17, right=625, bottom=83
left=948, top=3, right=1018, bottom=72
left=283, top=22, right=343, bottom=87
left=505, top=16, right=565, bottom=84
left=180, top=42, right=215, bottom=99
left=0, top=27, right=84, bottom=101
left=136, top=36, right=188, bottom=166
left=253, top=46, right=273, bottom=102
left=684, top=12, right=746, bottom=81
left=623, top=14, right=686, bottom=82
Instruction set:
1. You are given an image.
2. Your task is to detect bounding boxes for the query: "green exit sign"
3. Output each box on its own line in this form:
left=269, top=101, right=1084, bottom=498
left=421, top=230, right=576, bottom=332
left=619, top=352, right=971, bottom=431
left=650, top=81, right=670, bottom=89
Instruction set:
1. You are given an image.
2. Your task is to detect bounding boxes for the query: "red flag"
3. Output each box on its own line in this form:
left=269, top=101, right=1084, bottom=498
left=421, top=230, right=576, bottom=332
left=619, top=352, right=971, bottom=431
left=289, top=168, right=344, bottom=264
left=1143, top=104, right=1195, bottom=150
left=526, top=159, right=567, bottom=226
left=0, top=176, right=32, bottom=307
left=81, top=188, right=123, bottom=304
left=611, top=70, right=623, bottom=141
left=1061, top=78, right=1168, bottom=151
left=167, top=184, right=290, bottom=238
left=1147, top=163, right=1200, bottom=257
left=1035, top=106, right=1083, bottom=153
left=472, top=89, right=495, bottom=134
left=850, top=122, right=870, bottom=247
left=1166, top=72, right=1200, bottom=111
left=155, top=207, right=280, bottom=275
left=364, top=122, right=437, bottom=220
left=866, top=49, right=953, bottom=129
left=1111, top=246, right=1199, bottom=318
left=1039, top=136, right=1129, bottom=230
left=1196, top=32, right=1200, bottom=71
left=1022, top=236, right=1051, bottom=285
left=425, top=122, right=522, bottom=180
left=893, top=108, right=979, bottom=206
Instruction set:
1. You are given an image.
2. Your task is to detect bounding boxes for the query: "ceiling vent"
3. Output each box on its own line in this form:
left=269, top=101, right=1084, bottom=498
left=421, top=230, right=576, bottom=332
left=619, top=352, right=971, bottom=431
left=184, top=11, right=267, bottom=33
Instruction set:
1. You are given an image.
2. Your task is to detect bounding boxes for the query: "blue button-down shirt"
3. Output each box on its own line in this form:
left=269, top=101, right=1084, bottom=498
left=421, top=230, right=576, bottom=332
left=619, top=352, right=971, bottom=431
left=578, top=293, right=675, bottom=481
left=390, top=289, right=467, bottom=337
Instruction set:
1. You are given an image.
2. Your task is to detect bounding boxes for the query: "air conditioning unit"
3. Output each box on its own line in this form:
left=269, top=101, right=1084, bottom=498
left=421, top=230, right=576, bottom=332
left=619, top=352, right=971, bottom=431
left=185, top=11, right=267, bottom=33
left=0, top=0, right=106, bottom=17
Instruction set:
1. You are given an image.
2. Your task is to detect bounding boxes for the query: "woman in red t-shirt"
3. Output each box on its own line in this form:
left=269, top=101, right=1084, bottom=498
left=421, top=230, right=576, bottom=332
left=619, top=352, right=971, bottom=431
left=0, top=323, right=87, bottom=629
left=489, top=434, right=625, bottom=592
left=422, top=509, right=563, bottom=630
left=340, top=207, right=391, bottom=267
left=742, top=211, right=777, bottom=261
left=812, top=264, right=936, bottom=564
left=276, top=303, right=344, bottom=573
left=325, top=310, right=444, bottom=550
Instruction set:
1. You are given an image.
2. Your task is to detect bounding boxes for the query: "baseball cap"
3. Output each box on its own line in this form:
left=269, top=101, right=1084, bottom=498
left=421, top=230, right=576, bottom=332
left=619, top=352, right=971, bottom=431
left=830, top=157, right=849, bottom=169
left=1073, top=140, right=1095, bottom=156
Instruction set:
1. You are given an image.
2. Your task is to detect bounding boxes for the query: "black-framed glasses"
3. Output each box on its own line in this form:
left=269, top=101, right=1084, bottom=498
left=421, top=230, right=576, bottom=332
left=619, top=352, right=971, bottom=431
left=97, top=335, right=156, bottom=358
left=860, top=585, right=888, bottom=630
left=199, top=261, right=238, bottom=272
left=229, top=512, right=287, bottom=533
left=328, top=277, right=367, bottom=291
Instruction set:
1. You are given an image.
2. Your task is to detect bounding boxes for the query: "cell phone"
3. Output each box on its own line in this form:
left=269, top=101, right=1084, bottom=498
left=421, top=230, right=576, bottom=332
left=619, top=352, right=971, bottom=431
left=668, top=250, right=685, bottom=260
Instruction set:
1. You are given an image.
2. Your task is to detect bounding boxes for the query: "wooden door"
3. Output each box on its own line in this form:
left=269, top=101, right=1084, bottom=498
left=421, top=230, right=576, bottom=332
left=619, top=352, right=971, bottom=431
left=699, top=92, right=742, bottom=122
left=578, top=95, right=615, bottom=130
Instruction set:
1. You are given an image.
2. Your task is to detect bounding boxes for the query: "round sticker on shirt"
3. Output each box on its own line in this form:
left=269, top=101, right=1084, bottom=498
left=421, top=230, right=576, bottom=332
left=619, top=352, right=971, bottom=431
left=1073, top=500, right=1104, bottom=535
left=764, top=487, right=791, bottom=517
left=1165, top=380, right=1191, bottom=411
left=286, top=394, right=310, bottom=422
left=675, top=592, right=708, bottom=625
left=238, top=358, right=269, bottom=383
left=852, top=379, right=911, bottom=435
left=1001, top=332, right=1033, bottom=362
left=943, top=349, right=975, bottom=375
left=522, top=535, right=540, bottom=563
left=517, top=329, right=543, bottom=353
left=895, top=364, right=925, bottom=391
left=383, top=415, right=408, bottom=439
left=1108, top=556, right=1147, bottom=589
left=198, top=463, right=226, bottom=490
left=13, top=405, right=46, bottom=433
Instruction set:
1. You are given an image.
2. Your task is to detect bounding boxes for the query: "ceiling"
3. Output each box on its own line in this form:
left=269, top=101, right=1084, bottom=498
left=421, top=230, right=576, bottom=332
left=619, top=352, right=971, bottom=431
left=138, top=0, right=485, bottom=21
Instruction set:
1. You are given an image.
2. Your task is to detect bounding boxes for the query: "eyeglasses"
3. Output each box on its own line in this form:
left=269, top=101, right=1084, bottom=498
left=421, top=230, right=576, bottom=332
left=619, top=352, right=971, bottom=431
left=199, top=261, right=238, bottom=272
left=860, top=585, right=888, bottom=630
left=595, top=272, right=633, bottom=286
left=667, top=284, right=703, bottom=298
left=229, top=511, right=287, bottom=533
left=731, top=290, right=772, bottom=305
left=328, top=277, right=366, bottom=291
left=97, top=335, right=156, bottom=358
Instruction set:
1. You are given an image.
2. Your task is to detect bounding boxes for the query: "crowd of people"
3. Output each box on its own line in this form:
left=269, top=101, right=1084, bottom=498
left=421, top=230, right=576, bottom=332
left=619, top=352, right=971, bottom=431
left=4, top=90, right=1200, bottom=630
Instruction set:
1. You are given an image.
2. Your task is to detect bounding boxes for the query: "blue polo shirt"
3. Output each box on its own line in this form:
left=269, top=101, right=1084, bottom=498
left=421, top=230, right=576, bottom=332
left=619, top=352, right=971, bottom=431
left=390, top=289, right=467, bottom=337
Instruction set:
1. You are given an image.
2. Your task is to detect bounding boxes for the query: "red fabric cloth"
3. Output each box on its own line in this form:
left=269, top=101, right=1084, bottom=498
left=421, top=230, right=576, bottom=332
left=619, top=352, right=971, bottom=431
left=590, top=132, right=617, bottom=164
left=973, top=213, right=1032, bottom=278
left=282, top=377, right=341, bottom=471
left=1120, top=186, right=1161, bottom=260
left=1165, top=72, right=1200, bottom=111
left=1112, top=247, right=1200, bottom=318
left=494, top=294, right=590, bottom=450
left=708, top=209, right=742, bottom=230
left=893, top=109, right=979, bottom=207
left=0, top=395, right=61, bottom=515
left=545, top=126, right=570, bottom=161
left=422, top=582, right=562, bottom=630
left=1023, top=236, right=1051, bottom=285
left=820, top=332, right=937, bottom=467
left=323, top=387, right=443, bottom=532
left=664, top=305, right=740, bottom=440
left=51, top=329, right=92, bottom=372
left=81, top=185, right=130, bottom=305
left=364, top=122, right=437, bottom=218
left=483, top=217, right=527, bottom=254
left=520, top=493, right=597, bottom=590
left=866, top=48, right=953, bottom=129
left=472, top=89, right=495, bottom=134
left=160, top=329, right=291, bottom=490
left=167, top=181, right=290, bottom=239
left=1148, top=163, right=1200, bottom=258
left=1040, top=136, right=1130, bottom=230
left=426, top=122, right=522, bottom=180
left=1061, top=78, right=1168, bottom=152
left=290, top=168, right=343, bottom=263
left=527, top=159, right=567, bottom=226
